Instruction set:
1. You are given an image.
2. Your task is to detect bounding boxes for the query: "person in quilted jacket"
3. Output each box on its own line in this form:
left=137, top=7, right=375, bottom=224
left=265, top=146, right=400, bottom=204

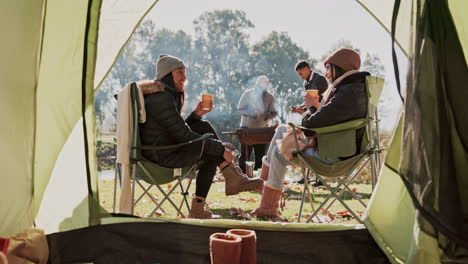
left=252, top=48, right=369, bottom=221
left=139, top=54, right=263, bottom=219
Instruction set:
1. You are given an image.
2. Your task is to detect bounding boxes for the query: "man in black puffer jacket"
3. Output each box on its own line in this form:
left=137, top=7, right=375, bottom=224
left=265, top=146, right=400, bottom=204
left=140, top=54, right=262, bottom=219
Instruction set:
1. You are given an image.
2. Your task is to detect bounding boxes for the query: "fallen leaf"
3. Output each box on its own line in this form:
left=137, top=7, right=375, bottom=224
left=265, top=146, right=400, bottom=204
left=336, top=211, right=353, bottom=219
left=213, top=178, right=225, bottom=183
left=239, top=197, right=258, bottom=203
left=167, top=184, right=173, bottom=189
left=352, top=188, right=358, bottom=192
left=282, top=181, right=290, bottom=185
left=310, top=215, right=333, bottom=223
left=154, top=210, right=165, bottom=216
left=228, top=207, right=252, bottom=220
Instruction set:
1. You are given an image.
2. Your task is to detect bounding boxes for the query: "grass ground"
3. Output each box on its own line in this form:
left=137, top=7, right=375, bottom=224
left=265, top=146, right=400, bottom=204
left=99, top=171, right=372, bottom=224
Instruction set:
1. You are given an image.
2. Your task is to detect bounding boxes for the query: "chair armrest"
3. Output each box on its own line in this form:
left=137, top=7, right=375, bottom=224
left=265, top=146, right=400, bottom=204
left=288, top=118, right=370, bottom=135
left=138, top=133, right=212, bottom=151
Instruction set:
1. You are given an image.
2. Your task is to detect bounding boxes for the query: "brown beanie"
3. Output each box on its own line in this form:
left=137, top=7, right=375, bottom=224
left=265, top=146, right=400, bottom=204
left=323, top=48, right=361, bottom=72
left=155, top=54, right=185, bottom=80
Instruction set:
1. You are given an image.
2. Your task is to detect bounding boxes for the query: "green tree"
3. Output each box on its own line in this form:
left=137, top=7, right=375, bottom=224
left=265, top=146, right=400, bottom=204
left=95, top=22, right=197, bottom=134
left=251, top=31, right=315, bottom=122
left=192, top=10, right=254, bottom=111
left=191, top=10, right=255, bottom=136
left=95, top=35, right=140, bottom=135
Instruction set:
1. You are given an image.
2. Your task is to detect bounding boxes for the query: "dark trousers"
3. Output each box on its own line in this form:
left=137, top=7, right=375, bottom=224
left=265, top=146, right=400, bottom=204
left=239, top=143, right=267, bottom=173
left=187, top=120, right=224, bottom=198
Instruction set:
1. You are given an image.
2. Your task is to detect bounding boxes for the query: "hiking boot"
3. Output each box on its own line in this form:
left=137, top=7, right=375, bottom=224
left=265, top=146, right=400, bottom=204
left=190, top=198, right=221, bottom=219
left=251, top=185, right=287, bottom=222
left=221, top=163, right=263, bottom=196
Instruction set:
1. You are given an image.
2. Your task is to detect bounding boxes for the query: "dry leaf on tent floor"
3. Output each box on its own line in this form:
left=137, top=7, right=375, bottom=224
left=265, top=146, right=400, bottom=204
left=239, top=197, right=258, bottom=203
left=336, top=211, right=353, bottom=219
left=154, top=210, right=165, bottom=217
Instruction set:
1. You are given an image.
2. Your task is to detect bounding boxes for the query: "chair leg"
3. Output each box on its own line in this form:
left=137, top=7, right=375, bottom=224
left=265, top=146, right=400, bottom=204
left=130, top=164, right=137, bottom=215
left=137, top=162, right=186, bottom=218
left=177, top=177, right=191, bottom=217
left=322, top=171, right=362, bottom=213
left=297, top=168, right=309, bottom=223
left=297, top=168, right=317, bottom=223
left=306, top=172, right=363, bottom=224
left=304, top=174, right=316, bottom=213
left=307, top=163, right=367, bottom=223
left=302, top=167, right=355, bottom=223
left=176, top=164, right=197, bottom=218
left=134, top=182, right=163, bottom=213
left=148, top=181, right=186, bottom=218
left=322, top=159, right=369, bottom=212
left=112, top=161, right=118, bottom=213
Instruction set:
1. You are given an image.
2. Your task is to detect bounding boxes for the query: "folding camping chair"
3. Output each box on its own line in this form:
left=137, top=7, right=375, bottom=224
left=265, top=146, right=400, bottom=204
left=113, top=83, right=210, bottom=218
left=289, top=76, right=384, bottom=223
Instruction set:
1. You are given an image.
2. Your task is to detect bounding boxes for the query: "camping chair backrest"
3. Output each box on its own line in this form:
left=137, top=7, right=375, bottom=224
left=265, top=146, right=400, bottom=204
left=360, top=76, right=384, bottom=153
left=129, top=82, right=142, bottom=163
left=312, top=76, right=384, bottom=159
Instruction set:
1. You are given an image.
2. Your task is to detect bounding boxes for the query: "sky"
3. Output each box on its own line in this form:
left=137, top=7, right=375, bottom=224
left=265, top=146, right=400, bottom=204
left=144, top=0, right=408, bottom=131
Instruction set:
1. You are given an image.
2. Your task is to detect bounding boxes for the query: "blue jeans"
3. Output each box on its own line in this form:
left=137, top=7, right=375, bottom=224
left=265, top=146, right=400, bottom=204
left=264, top=125, right=340, bottom=189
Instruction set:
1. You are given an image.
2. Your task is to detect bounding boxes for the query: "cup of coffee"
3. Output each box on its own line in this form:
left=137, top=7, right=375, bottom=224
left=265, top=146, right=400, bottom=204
left=306, top=90, right=319, bottom=97
left=201, top=94, right=213, bottom=110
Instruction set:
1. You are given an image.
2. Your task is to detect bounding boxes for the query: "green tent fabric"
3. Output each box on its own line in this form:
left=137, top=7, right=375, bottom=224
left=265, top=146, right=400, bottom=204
left=0, top=0, right=43, bottom=237
left=362, top=0, right=468, bottom=263
left=398, top=0, right=468, bottom=259
left=0, top=0, right=159, bottom=236
left=1, top=0, right=467, bottom=263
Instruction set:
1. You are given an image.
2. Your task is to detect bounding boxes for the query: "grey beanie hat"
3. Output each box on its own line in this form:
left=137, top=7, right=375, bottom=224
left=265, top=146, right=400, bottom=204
left=155, top=54, right=185, bottom=80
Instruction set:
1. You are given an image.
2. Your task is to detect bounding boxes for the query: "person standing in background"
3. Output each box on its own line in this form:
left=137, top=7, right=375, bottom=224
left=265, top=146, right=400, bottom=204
left=237, top=76, right=278, bottom=173
left=291, top=60, right=328, bottom=114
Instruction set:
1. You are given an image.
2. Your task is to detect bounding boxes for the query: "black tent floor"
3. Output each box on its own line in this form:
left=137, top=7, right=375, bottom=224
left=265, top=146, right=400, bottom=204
left=47, top=221, right=390, bottom=264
